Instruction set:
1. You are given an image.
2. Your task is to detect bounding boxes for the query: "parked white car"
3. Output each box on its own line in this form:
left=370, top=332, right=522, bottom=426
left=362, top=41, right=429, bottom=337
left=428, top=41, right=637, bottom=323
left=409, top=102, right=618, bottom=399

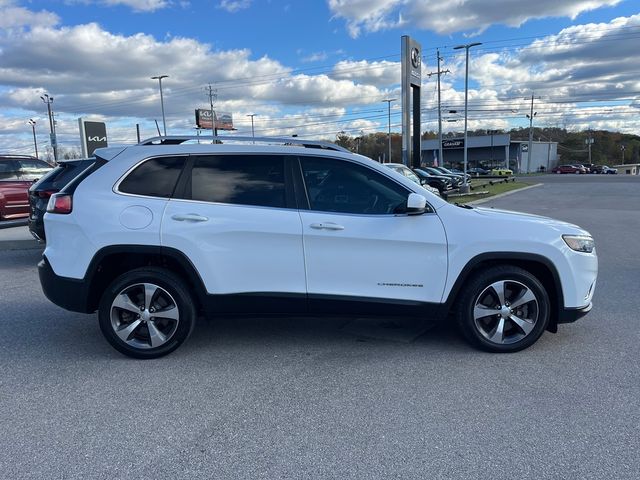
left=384, top=163, right=442, bottom=196
left=39, top=136, right=597, bottom=358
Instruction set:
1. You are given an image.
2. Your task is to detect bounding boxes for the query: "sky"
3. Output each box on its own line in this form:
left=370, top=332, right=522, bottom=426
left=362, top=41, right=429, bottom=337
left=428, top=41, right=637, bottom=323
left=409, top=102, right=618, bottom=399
left=1, top=0, right=639, bottom=157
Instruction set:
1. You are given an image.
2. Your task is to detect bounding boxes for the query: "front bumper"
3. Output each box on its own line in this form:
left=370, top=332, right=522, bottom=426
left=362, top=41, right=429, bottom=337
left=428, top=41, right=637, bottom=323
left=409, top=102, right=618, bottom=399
left=38, top=255, right=92, bottom=313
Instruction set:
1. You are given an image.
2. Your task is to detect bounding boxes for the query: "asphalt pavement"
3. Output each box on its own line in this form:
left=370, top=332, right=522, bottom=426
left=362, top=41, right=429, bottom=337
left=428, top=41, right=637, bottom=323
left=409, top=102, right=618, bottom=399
left=1, top=174, right=639, bottom=479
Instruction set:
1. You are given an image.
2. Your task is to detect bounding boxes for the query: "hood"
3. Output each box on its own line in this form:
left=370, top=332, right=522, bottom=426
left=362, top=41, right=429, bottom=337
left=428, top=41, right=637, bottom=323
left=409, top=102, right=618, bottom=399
left=471, top=206, right=590, bottom=236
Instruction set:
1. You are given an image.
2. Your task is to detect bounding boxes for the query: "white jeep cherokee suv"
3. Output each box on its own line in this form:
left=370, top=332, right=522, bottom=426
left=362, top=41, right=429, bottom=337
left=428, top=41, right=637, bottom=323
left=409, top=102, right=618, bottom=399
left=39, top=136, right=597, bottom=358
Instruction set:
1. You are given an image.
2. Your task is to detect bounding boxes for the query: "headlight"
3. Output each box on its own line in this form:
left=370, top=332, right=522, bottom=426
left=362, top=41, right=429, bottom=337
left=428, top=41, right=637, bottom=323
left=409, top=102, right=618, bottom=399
left=563, top=235, right=595, bottom=253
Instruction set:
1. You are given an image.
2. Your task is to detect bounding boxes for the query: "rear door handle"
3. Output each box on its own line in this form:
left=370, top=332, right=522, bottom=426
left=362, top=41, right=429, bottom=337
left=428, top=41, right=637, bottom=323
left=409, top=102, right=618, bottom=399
left=171, top=213, right=209, bottom=222
left=309, top=222, right=344, bottom=231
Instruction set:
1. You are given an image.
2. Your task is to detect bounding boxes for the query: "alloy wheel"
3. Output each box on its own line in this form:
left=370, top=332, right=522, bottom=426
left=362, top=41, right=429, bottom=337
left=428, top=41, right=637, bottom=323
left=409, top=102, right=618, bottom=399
left=110, top=282, right=180, bottom=349
left=473, top=280, right=539, bottom=345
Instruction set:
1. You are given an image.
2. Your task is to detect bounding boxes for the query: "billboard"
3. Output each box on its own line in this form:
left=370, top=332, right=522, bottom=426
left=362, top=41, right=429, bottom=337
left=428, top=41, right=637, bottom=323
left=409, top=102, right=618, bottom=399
left=195, top=109, right=234, bottom=130
left=78, top=118, right=107, bottom=157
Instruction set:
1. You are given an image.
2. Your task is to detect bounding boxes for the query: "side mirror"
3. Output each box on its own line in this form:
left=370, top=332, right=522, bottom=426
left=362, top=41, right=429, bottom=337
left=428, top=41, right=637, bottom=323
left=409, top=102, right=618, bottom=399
left=406, top=193, right=426, bottom=215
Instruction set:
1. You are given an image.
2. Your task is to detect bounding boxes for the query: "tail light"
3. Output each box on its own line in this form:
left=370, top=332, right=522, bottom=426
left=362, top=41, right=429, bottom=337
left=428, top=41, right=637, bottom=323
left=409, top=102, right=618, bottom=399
left=46, top=194, right=73, bottom=214
left=37, top=189, right=58, bottom=199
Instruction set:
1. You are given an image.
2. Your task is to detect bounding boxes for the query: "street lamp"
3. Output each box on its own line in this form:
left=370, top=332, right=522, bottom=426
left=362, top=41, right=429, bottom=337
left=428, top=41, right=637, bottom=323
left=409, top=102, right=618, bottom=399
left=453, top=42, right=482, bottom=193
left=151, top=75, right=169, bottom=136
left=28, top=119, right=38, bottom=159
left=383, top=98, right=396, bottom=163
left=246, top=114, right=257, bottom=143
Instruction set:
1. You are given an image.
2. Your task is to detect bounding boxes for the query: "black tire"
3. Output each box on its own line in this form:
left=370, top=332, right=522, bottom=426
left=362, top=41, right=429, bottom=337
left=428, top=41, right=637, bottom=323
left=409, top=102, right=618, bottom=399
left=98, top=267, right=196, bottom=359
left=455, top=265, right=550, bottom=353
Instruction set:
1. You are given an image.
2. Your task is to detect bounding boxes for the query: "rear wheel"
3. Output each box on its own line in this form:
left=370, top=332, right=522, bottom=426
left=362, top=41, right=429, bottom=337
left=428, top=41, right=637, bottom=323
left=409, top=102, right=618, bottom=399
left=98, top=267, right=196, bottom=359
left=455, top=266, right=550, bottom=352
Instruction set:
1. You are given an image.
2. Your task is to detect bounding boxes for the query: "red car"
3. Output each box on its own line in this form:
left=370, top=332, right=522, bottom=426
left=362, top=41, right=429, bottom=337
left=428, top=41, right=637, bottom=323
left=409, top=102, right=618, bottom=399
left=0, top=156, right=53, bottom=220
left=551, top=164, right=587, bottom=174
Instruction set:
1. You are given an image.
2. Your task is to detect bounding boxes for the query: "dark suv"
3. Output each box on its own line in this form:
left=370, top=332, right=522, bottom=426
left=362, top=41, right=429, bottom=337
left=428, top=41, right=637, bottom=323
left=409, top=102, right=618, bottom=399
left=29, top=158, right=94, bottom=240
left=0, top=156, right=52, bottom=220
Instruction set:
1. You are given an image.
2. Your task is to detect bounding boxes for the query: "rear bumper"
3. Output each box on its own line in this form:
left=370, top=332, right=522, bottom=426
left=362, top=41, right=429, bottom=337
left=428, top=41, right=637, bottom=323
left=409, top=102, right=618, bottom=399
left=28, top=216, right=45, bottom=241
left=38, top=255, right=92, bottom=313
left=558, top=303, right=592, bottom=324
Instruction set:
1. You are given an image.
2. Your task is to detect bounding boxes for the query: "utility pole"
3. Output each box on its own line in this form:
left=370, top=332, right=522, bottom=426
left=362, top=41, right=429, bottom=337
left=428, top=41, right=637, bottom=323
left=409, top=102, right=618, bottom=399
left=453, top=42, right=482, bottom=193
left=28, top=119, right=38, bottom=159
left=586, top=130, right=594, bottom=164
left=246, top=114, right=257, bottom=143
left=383, top=99, right=396, bottom=163
left=40, top=94, right=58, bottom=162
left=621, top=144, right=626, bottom=164
left=426, top=51, right=451, bottom=166
left=526, top=92, right=538, bottom=173
left=206, top=84, right=218, bottom=140
left=151, top=75, right=168, bottom=136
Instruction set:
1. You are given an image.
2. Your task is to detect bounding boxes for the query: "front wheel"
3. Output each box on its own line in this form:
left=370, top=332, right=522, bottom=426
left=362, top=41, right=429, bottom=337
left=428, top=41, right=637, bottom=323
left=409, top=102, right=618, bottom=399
left=98, top=267, right=196, bottom=359
left=455, top=266, right=550, bottom=352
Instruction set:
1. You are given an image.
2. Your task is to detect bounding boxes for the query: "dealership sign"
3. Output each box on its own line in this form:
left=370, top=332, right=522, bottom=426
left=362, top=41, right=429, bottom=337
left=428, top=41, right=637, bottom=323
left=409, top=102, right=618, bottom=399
left=78, top=118, right=107, bottom=156
left=442, top=139, right=464, bottom=149
left=195, top=109, right=234, bottom=130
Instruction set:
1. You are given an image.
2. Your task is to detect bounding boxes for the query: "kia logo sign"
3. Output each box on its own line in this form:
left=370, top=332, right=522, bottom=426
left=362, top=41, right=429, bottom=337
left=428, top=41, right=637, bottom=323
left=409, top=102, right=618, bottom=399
left=442, top=139, right=464, bottom=149
left=79, top=119, right=108, bottom=156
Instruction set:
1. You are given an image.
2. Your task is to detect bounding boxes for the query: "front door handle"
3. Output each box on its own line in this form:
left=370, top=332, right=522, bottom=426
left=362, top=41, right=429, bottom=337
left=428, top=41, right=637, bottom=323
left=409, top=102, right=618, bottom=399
left=309, top=222, right=345, bottom=231
left=171, top=213, right=209, bottom=222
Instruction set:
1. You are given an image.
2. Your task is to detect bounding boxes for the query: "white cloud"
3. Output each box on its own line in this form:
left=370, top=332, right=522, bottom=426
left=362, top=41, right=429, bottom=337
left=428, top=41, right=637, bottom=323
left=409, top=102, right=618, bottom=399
left=218, top=0, right=251, bottom=13
left=331, top=60, right=400, bottom=87
left=301, top=51, right=329, bottom=63
left=328, top=0, right=622, bottom=37
left=0, top=1, right=59, bottom=29
left=102, top=0, right=168, bottom=11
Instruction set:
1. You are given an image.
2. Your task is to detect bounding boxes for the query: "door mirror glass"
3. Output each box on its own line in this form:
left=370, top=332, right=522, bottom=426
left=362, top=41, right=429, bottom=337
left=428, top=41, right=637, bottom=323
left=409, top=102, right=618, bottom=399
left=407, top=193, right=426, bottom=215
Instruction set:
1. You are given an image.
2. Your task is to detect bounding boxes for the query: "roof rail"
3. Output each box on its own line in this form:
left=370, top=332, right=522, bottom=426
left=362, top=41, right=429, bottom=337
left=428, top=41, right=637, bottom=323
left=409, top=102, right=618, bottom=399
left=137, top=135, right=350, bottom=153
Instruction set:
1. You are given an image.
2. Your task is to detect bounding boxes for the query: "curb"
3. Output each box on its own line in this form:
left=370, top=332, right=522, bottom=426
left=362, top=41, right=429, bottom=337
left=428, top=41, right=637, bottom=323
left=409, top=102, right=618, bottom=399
left=468, top=183, right=543, bottom=205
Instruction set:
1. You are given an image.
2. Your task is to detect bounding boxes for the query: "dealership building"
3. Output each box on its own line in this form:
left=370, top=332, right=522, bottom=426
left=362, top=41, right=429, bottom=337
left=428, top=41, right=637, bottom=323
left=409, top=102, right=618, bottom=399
left=421, top=134, right=559, bottom=173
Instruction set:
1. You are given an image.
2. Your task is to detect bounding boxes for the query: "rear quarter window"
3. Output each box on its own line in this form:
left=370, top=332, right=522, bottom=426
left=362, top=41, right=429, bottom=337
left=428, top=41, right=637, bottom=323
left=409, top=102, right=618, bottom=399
left=118, top=156, right=185, bottom=198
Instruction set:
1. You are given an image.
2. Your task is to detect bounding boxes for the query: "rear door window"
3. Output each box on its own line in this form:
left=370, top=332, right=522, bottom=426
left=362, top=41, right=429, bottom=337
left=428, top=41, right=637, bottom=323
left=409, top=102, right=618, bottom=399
left=183, top=155, right=287, bottom=209
left=118, top=156, right=186, bottom=198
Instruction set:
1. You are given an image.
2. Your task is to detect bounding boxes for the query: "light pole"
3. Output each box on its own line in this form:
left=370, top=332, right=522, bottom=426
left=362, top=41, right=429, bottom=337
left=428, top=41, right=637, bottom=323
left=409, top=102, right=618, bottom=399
left=383, top=99, right=396, bottom=163
left=453, top=42, right=481, bottom=193
left=246, top=114, right=257, bottom=143
left=40, top=94, right=58, bottom=162
left=151, top=75, right=168, bottom=136
left=525, top=93, right=537, bottom=173
left=28, top=119, right=38, bottom=159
